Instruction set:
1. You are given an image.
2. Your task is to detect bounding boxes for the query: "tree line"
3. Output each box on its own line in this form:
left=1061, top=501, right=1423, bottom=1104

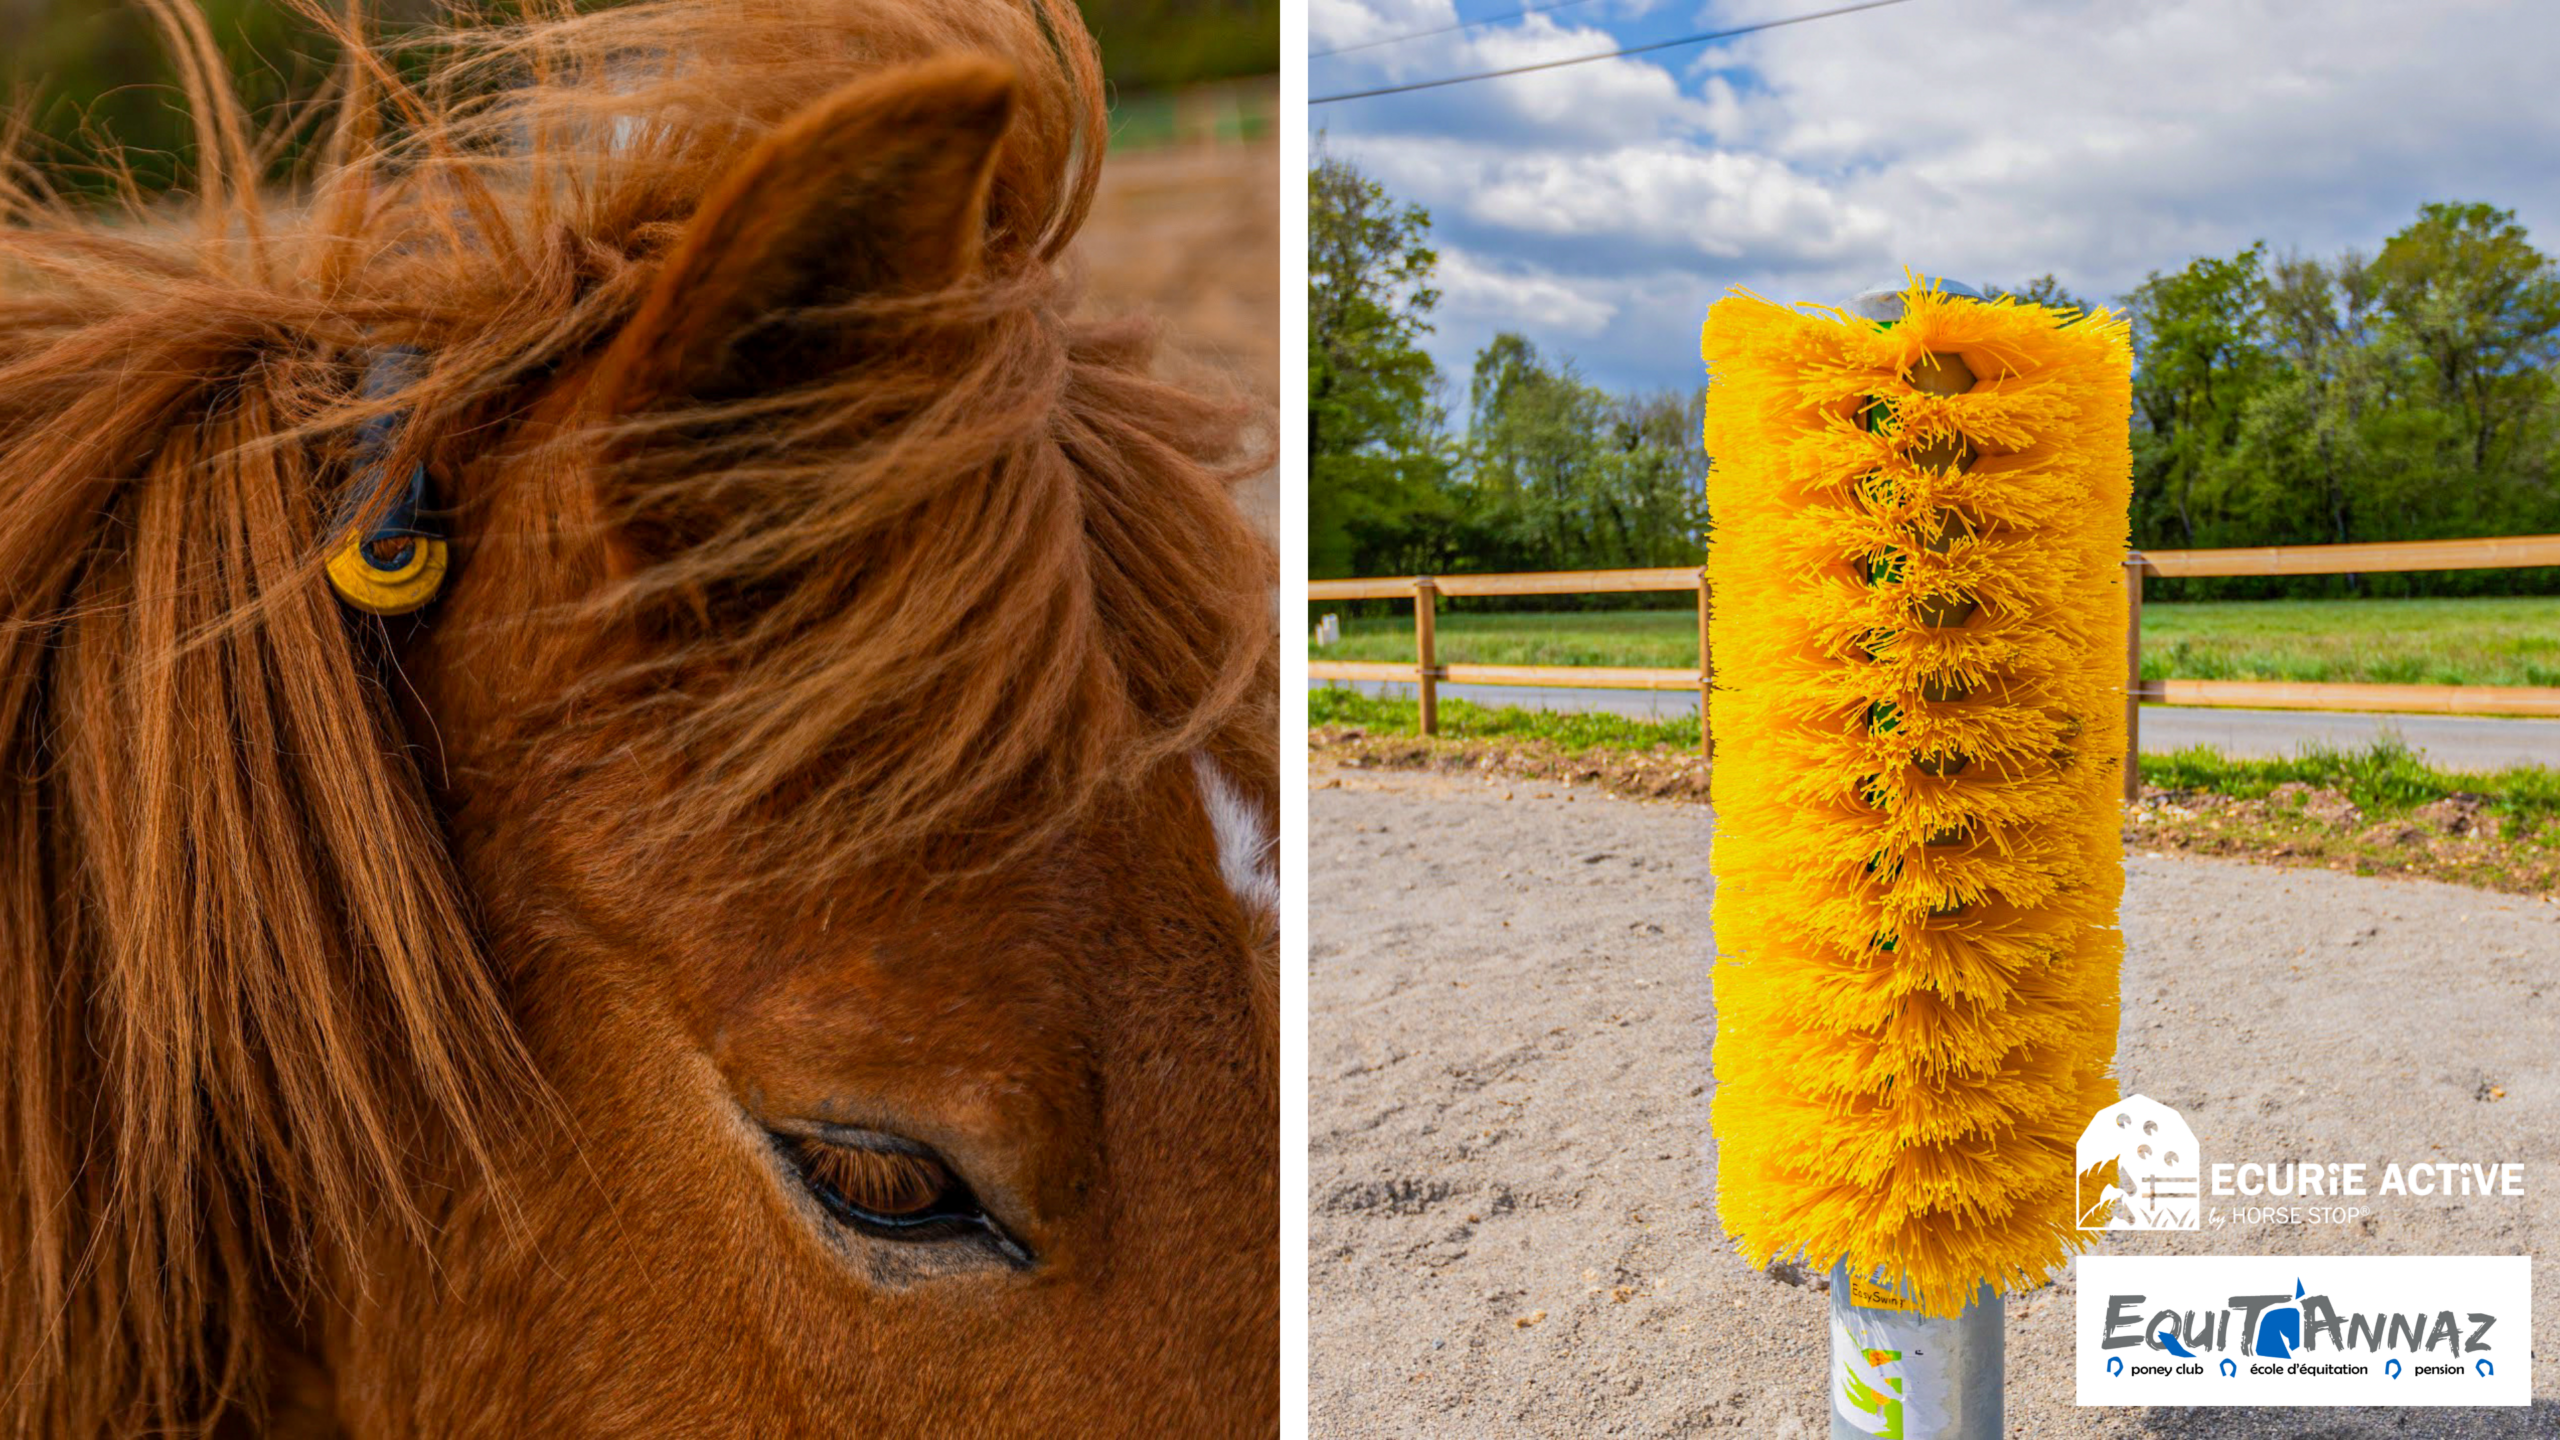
left=1312, top=152, right=2560, bottom=599
left=1310, top=152, right=1709, bottom=595
left=2, top=0, right=1274, bottom=199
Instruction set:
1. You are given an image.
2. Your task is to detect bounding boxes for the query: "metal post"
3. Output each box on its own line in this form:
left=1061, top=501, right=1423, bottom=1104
left=1830, top=1260, right=2004, bottom=1439
left=1697, top=565, right=1714, bottom=760
left=2124, top=553, right=2145, bottom=803
left=1828, top=277, right=2005, bottom=1439
left=1413, top=576, right=1438, bottom=737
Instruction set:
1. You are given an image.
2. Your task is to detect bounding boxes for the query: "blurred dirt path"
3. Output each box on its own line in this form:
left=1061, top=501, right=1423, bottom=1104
left=1077, top=132, right=1277, bottom=535
left=1309, top=764, right=2560, bottom=1437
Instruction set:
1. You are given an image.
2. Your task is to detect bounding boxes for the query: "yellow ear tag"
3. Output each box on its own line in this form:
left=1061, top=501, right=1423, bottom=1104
left=329, top=349, right=446, bottom=617
left=327, top=531, right=448, bottom=615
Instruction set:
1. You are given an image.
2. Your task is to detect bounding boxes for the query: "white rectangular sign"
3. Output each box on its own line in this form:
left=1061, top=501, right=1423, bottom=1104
left=2076, top=1255, right=2530, bottom=1407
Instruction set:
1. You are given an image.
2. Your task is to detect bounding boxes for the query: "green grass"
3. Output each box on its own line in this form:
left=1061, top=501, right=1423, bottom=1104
left=1309, top=596, right=2560, bottom=687
left=2139, top=596, right=2560, bottom=686
left=1309, top=687, right=1699, bottom=750
left=1311, top=689, right=2560, bottom=830
left=2143, top=737, right=2560, bottom=831
left=1316, top=609, right=1700, bottom=668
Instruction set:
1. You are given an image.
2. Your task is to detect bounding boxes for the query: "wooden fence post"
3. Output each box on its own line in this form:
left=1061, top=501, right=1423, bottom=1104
left=2123, top=553, right=2144, bottom=803
left=1414, top=576, right=1439, bottom=737
left=1697, top=565, right=1714, bottom=761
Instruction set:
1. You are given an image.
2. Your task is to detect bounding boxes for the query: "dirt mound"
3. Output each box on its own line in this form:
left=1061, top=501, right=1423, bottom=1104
left=1313, top=726, right=1712, bottom=804
left=1312, top=728, right=2560, bottom=900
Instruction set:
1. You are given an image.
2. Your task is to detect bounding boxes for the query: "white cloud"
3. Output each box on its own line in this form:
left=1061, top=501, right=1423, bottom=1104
left=1471, top=146, right=1890, bottom=258
left=1315, top=0, right=2560, bottom=394
left=1310, top=0, right=1456, bottom=55
left=1435, top=248, right=1621, bottom=336
left=1451, top=18, right=1711, bottom=135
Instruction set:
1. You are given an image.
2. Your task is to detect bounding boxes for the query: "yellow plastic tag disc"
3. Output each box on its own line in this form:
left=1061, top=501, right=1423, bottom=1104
left=326, top=534, right=448, bottom=615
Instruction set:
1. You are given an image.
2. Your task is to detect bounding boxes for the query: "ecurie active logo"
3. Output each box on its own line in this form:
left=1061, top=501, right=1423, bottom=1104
left=2077, top=1095, right=2200, bottom=1232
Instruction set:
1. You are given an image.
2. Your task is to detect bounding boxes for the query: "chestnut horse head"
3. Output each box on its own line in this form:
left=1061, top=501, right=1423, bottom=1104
left=0, top=2, right=1276, bottom=1434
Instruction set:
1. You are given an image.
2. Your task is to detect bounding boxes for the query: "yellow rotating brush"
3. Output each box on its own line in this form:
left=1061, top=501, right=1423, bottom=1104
left=1700, top=278, right=2133, bottom=1315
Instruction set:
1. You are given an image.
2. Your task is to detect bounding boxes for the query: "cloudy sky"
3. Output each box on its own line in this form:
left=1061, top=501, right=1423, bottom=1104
left=1308, top=0, right=2560, bottom=400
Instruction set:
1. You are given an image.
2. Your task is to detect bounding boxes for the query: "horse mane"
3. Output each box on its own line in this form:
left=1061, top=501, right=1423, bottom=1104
left=0, top=2, right=1274, bottom=1433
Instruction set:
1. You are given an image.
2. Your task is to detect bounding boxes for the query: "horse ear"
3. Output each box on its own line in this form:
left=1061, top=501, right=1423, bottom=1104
left=597, top=56, right=1019, bottom=410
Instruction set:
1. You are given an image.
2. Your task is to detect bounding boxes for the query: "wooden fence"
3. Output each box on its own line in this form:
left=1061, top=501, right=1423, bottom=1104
left=1308, top=534, right=2560, bottom=800
left=2123, top=534, right=2560, bottom=797
left=1307, top=566, right=1715, bottom=758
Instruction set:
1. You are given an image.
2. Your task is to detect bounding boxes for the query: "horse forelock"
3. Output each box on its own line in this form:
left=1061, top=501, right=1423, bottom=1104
left=0, top=1, right=1272, bottom=1434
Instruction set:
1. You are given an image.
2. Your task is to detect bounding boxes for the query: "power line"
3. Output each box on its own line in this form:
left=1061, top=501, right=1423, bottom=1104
left=1310, top=0, right=1914, bottom=105
left=1312, top=0, right=1608, bottom=61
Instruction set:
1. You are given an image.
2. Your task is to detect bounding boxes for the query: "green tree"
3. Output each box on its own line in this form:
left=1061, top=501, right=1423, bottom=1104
left=1995, top=273, right=2093, bottom=317
left=2122, top=243, right=2281, bottom=550
left=2221, top=250, right=2399, bottom=559
left=1459, top=334, right=1704, bottom=577
left=2368, top=202, right=2560, bottom=475
left=1, top=0, right=1271, bottom=200
left=1073, top=0, right=1278, bottom=90
left=1308, top=149, right=1448, bottom=576
left=2132, top=207, right=2560, bottom=597
left=1, top=0, right=372, bottom=198
left=1464, top=333, right=1612, bottom=571
left=1598, top=388, right=1712, bottom=567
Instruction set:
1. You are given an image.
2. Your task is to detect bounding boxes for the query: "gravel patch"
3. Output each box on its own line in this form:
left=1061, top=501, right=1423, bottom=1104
left=1309, top=764, right=2560, bottom=1437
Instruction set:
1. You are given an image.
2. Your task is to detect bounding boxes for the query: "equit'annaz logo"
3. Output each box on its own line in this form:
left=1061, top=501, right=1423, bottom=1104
left=2077, top=1095, right=2200, bottom=1231
left=2077, top=1255, right=2532, bottom=1407
left=2108, top=1271, right=2500, bottom=1363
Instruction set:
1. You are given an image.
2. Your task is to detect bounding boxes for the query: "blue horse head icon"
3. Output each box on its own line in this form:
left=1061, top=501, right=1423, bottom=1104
left=2253, top=1281, right=2305, bottom=1360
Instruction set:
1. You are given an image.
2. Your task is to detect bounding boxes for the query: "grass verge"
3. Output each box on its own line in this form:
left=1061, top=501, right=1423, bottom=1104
left=1309, top=689, right=2560, bottom=898
left=1308, top=595, right=2560, bottom=687
left=1313, top=609, right=1699, bottom=669
left=1311, top=693, right=1711, bottom=803
left=1310, top=685, right=1698, bottom=750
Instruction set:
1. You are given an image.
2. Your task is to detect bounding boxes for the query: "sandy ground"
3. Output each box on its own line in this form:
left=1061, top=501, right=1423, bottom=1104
left=1309, top=763, right=2560, bottom=1437
left=1077, top=132, right=1278, bottom=535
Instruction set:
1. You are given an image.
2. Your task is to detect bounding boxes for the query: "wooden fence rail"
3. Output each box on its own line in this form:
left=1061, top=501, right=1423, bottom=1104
left=1308, top=568, right=1714, bottom=758
left=1307, top=534, right=2560, bottom=798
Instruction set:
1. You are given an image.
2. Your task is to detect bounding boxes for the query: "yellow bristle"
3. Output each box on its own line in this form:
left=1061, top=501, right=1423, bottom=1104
left=1701, top=278, right=2132, bottom=1315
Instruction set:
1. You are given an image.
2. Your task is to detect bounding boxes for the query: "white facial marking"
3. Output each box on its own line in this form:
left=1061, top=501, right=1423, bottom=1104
left=1192, top=754, right=1277, bottom=916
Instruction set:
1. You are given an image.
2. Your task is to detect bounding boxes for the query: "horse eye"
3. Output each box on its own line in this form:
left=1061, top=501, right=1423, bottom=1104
left=773, top=1132, right=1030, bottom=1264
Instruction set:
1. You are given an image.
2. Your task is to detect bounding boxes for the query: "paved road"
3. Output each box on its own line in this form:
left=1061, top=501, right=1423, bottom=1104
left=1313, top=679, right=2560, bottom=771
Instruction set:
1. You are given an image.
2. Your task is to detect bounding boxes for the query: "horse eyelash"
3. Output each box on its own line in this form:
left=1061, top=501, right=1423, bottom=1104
left=771, top=1132, right=1034, bottom=1268
left=790, top=1137, right=952, bottom=1218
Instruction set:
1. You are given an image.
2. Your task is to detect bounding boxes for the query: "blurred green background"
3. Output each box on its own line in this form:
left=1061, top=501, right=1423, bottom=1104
left=0, top=0, right=1276, bottom=194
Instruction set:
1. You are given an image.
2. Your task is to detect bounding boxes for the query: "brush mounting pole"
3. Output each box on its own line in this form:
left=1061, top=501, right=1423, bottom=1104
left=1830, top=1261, right=2004, bottom=1439
left=1830, top=278, right=2006, bottom=1440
